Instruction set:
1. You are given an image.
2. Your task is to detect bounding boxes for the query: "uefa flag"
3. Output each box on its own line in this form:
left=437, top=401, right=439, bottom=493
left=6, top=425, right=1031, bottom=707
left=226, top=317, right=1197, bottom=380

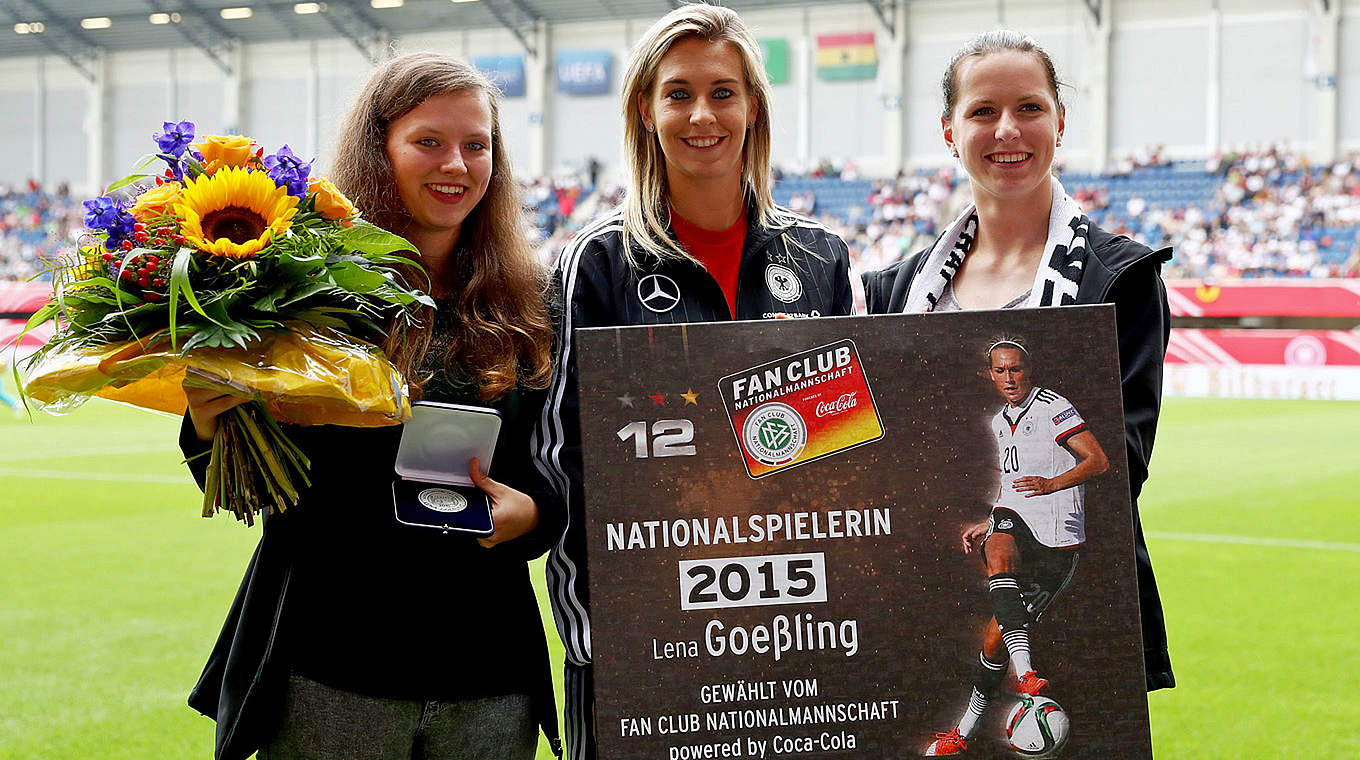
left=816, top=32, right=877, bottom=81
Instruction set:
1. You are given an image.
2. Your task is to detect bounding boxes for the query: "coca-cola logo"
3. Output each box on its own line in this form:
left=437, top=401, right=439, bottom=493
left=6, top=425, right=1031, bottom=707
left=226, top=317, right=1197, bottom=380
left=815, top=392, right=858, bottom=418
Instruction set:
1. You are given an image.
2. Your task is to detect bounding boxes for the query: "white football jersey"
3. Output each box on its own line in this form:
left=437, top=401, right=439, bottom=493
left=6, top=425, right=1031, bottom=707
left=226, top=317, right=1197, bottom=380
left=991, top=387, right=1088, bottom=547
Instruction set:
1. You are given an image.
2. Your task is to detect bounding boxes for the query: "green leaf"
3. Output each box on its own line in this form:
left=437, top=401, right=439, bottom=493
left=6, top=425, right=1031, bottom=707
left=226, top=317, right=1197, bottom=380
left=274, top=282, right=334, bottom=309
left=332, top=219, right=418, bottom=258
left=20, top=300, right=59, bottom=332
left=324, top=261, right=389, bottom=293
left=249, top=283, right=291, bottom=312
left=168, top=247, right=228, bottom=349
left=103, top=153, right=161, bottom=194
left=288, top=308, right=353, bottom=331
left=182, top=321, right=259, bottom=351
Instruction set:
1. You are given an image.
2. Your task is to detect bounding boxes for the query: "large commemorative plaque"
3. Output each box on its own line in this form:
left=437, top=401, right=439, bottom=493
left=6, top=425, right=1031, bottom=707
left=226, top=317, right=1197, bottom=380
left=576, top=306, right=1152, bottom=759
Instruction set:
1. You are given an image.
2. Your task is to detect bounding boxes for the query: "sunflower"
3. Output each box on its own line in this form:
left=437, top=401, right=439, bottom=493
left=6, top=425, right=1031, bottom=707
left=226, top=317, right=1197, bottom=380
left=175, top=167, right=299, bottom=258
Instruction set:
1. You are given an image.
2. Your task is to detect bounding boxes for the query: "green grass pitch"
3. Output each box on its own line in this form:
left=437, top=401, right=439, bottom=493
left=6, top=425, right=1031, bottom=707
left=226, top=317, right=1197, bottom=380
left=1, top=397, right=1357, bottom=759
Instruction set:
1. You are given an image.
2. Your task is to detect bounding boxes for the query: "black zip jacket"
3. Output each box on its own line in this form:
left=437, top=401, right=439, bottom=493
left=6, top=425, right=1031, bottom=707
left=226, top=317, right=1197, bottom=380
left=532, top=205, right=855, bottom=668
left=181, top=384, right=564, bottom=760
left=862, top=224, right=1176, bottom=692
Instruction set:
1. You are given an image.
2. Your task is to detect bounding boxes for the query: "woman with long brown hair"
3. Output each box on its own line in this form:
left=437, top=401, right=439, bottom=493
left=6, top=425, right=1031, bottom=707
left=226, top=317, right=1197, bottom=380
left=181, top=52, right=561, bottom=760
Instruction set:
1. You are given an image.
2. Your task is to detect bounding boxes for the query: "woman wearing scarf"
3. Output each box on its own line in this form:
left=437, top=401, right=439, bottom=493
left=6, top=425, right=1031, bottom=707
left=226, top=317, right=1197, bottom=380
left=861, top=30, right=1174, bottom=755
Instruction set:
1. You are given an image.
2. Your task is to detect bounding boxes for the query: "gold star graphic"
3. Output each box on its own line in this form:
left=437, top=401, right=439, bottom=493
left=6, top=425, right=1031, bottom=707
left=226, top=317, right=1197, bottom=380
left=680, top=388, right=699, bottom=405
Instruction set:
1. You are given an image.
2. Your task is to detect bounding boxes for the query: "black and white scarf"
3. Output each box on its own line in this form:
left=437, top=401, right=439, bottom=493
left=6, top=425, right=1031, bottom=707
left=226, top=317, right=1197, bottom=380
left=902, top=176, right=1090, bottom=313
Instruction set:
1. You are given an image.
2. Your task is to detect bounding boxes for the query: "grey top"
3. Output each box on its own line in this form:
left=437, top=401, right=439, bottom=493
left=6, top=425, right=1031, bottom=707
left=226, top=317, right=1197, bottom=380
left=934, top=280, right=1032, bottom=311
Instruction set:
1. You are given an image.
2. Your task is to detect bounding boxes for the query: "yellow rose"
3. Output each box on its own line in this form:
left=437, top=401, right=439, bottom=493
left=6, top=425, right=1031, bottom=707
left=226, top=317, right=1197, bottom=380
left=195, top=134, right=257, bottom=174
left=308, top=177, right=357, bottom=220
left=130, top=181, right=182, bottom=220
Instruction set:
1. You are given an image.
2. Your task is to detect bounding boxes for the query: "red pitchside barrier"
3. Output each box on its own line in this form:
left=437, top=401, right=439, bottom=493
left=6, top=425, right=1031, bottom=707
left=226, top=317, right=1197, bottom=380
left=1162, top=280, right=1360, bottom=399
left=0, top=282, right=49, bottom=316
left=1165, top=279, right=1360, bottom=318
left=1, top=282, right=52, bottom=352
left=1167, top=329, right=1360, bottom=366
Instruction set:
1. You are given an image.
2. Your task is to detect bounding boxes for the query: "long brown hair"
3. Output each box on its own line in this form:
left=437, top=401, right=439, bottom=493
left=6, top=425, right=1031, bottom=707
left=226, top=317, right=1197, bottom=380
left=329, top=51, right=552, bottom=400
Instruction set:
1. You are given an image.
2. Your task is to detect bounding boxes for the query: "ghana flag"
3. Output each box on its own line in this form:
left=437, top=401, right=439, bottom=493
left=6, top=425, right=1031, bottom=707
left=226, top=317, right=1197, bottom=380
left=816, top=31, right=877, bottom=81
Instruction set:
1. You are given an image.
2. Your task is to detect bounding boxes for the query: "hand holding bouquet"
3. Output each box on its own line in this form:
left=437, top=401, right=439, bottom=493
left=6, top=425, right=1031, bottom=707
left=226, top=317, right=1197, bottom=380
left=21, top=120, right=433, bottom=524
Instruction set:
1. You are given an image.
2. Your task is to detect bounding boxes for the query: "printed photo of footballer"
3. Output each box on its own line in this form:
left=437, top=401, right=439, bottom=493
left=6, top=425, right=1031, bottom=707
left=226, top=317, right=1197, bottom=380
left=925, top=338, right=1110, bottom=756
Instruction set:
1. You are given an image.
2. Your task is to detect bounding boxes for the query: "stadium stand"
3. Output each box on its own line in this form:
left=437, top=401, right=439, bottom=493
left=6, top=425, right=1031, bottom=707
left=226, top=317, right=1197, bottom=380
left=6, top=148, right=1360, bottom=285
left=0, top=182, right=84, bottom=283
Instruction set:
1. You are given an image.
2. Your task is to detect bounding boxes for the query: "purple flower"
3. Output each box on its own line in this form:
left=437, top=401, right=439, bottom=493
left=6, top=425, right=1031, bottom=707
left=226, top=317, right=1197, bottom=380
left=83, top=196, right=138, bottom=248
left=153, top=120, right=195, bottom=157
left=82, top=196, right=124, bottom=229
left=105, top=211, right=138, bottom=248
left=264, top=145, right=313, bottom=198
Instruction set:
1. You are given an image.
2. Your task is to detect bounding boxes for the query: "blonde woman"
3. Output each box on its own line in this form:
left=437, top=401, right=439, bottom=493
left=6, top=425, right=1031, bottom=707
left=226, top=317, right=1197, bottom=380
left=532, top=6, right=853, bottom=760
left=182, top=53, right=561, bottom=760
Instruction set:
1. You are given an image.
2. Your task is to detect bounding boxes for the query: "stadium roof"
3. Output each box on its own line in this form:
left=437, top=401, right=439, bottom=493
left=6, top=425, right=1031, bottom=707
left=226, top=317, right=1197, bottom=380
left=0, top=0, right=861, bottom=68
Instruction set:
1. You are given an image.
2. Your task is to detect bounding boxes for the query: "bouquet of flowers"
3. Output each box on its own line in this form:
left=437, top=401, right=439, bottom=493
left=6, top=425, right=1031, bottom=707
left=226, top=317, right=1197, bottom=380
left=20, top=120, right=432, bottom=525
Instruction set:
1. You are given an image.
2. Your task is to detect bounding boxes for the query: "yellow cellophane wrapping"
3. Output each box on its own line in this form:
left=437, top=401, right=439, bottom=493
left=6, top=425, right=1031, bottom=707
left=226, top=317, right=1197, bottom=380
left=24, top=324, right=410, bottom=427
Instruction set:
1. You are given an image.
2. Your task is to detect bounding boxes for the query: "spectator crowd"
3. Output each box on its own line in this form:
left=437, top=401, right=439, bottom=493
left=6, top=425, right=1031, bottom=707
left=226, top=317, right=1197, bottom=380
left=0, top=181, right=85, bottom=283
left=1087, top=147, right=1360, bottom=279
left=6, top=146, right=1360, bottom=286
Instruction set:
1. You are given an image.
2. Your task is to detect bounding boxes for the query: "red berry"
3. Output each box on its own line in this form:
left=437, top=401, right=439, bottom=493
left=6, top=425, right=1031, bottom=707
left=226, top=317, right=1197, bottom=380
left=153, top=277, right=165, bottom=288
left=172, top=235, right=185, bottom=245
left=138, top=276, right=150, bottom=286
left=121, top=240, right=134, bottom=250
left=121, top=269, right=135, bottom=281
left=134, top=232, right=148, bottom=243
left=133, top=223, right=145, bottom=232
left=145, top=292, right=161, bottom=301
left=102, top=252, right=114, bottom=261
left=155, top=177, right=164, bottom=186
left=147, top=255, right=159, bottom=265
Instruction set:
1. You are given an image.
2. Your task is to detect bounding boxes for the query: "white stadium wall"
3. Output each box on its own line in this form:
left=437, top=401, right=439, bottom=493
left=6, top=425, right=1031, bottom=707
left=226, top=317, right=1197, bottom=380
left=1336, top=0, right=1360, bottom=149
left=802, top=3, right=886, bottom=166
left=0, top=85, right=36, bottom=184
left=542, top=19, right=632, bottom=178
left=1219, top=8, right=1310, bottom=149
left=1109, top=11, right=1211, bottom=155
left=0, top=0, right=1357, bottom=193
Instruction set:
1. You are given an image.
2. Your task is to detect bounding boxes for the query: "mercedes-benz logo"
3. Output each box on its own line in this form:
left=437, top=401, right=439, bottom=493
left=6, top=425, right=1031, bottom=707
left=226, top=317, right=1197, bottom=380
left=637, top=273, right=681, bottom=313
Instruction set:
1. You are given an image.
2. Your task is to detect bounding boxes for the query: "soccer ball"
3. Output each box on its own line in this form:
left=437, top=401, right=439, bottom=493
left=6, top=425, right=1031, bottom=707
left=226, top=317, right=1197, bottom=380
left=1004, top=695, right=1069, bottom=757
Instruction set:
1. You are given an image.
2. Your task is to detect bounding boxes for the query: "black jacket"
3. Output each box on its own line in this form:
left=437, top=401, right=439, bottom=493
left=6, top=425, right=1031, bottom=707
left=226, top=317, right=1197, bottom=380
left=532, top=206, right=855, bottom=668
left=863, top=224, right=1175, bottom=692
left=181, top=386, right=564, bottom=760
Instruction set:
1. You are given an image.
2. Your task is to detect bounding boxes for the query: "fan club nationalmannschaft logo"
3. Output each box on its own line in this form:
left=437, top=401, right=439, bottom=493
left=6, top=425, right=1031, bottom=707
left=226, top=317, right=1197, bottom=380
left=741, top=402, right=807, bottom=466
left=719, top=338, right=885, bottom=478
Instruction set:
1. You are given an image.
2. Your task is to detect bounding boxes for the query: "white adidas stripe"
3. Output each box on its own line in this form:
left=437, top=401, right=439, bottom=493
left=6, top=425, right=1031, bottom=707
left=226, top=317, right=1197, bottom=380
left=533, top=210, right=625, bottom=666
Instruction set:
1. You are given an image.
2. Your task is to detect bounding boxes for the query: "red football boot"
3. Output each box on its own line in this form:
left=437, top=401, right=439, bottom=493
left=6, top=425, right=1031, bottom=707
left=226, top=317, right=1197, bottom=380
left=1017, top=670, right=1049, bottom=696
left=923, top=728, right=968, bottom=756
